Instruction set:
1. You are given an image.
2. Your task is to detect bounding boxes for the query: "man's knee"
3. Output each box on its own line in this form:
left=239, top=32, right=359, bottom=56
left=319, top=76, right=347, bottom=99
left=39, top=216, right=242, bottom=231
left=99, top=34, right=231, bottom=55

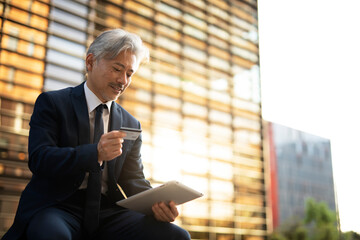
left=26, top=208, right=80, bottom=240
left=146, top=222, right=191, bottom=240
left=173, top=226, right=191, bottom=240
left=27, top=227, right=71, bottom=240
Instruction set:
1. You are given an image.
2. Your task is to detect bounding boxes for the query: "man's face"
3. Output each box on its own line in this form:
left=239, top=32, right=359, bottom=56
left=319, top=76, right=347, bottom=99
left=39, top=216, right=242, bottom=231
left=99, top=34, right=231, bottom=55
left=86, top=50, right=138, bottom=102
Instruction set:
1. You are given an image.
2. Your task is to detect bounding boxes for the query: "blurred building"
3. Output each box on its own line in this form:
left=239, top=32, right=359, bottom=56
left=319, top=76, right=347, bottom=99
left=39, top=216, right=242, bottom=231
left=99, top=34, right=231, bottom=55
left=0, top=0, right=267, bottom=239
left=265, top=122, right=336, bottom=229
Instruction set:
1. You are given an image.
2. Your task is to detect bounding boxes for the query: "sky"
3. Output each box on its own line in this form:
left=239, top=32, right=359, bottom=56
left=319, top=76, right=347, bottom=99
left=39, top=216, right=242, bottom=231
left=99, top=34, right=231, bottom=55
left=257, top=0, right=360, bottom=233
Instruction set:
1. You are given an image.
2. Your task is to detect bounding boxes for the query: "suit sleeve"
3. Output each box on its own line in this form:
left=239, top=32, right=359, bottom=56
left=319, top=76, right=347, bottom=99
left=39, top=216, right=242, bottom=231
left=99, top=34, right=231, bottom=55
left=28, top=92, right=100, bottom=179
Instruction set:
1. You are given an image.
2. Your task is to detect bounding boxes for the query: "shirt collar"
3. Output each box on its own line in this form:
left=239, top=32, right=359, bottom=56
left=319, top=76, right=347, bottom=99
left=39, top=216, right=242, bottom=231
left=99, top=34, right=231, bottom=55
left=84, top=81, right=112, bottom=114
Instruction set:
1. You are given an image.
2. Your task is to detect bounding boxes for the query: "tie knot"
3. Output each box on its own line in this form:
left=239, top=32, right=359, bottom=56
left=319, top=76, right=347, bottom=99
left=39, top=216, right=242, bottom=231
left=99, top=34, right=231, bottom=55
left=96, top=104, right=107, bottom=114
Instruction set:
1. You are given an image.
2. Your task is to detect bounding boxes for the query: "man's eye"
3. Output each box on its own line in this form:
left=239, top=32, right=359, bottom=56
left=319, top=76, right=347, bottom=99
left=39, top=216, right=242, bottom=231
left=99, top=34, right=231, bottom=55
left=127, top=74, right=132, bottom=78
left=113, top=67, right=121, bottom=72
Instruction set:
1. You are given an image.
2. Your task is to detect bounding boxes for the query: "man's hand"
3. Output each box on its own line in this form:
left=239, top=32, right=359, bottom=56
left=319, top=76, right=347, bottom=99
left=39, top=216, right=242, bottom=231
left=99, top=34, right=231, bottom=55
left=97, top=130, right=126, bottom=164
left=152, top=201, right=179, bottom=222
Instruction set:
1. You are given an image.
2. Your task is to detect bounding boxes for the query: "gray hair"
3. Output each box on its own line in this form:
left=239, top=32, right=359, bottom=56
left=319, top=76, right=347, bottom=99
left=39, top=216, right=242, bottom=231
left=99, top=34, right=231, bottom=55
left=87, top=29, right=149, bottom=64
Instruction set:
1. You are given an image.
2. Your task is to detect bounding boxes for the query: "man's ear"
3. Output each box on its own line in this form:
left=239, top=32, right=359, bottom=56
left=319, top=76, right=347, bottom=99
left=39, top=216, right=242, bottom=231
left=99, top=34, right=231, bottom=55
left=86, top=53, right=95, bottom=72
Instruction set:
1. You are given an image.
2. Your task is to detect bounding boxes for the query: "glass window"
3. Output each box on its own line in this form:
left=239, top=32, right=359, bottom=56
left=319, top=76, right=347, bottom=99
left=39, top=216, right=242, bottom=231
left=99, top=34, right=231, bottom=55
left=181, top=154, right=209, bottom=174
left=155, top=36, right=181, bottom=53
left=182, top=102, right=208, bottom=117
left=53, top=0, right=88, bottom=16
left=182, top=60, right=207, bottom=75
left=6, top=7, right=31, bottom=26
left=183, top=117, right=208, bottom=136
left=125, top=12, right=154, bottom=30
left=43, top=78, right=75, bottom=91
left=152, top=72, right=181, bottom=88
left=210, top=179, right=234, bottom=201
left=183, top=138, right=208, bottom=156
left=233, top=116, right=260, bottom=131
left=31, top=1, right=50, bottom=16
left=209, top=35, right=229, bottom=50
left=233, top=70, right=252, bottom=100
left=231, top=15, right=253, bottom=32
left=232, top=98, right=260, bottom=114
left=10, top=1, right=31, bottom=10
left=156, top=2, right=181, bottom=18
left=50, top=9, right=87, bottom=30
left=234, top=130, right=261, bottom=145
left=209, top=143, right=233, bottom=160
left=182, top=175, right=209, bottom=198
left=155, top=25, right=181, bottom=41
left=133, top=89, right=152, bottom=103
left=183, top=201, right=209, bottom=218
left=1, top=67, right=42, bottom=89
left=183, top=25, right=207, bottom=40
left=209, top=109, right=232, bottom=125
left=1, top=51, right=44, bottom=74
left=183, top=45, right=207, bottom=63
left=3, top=22, right=47, bottom=45
left=182, top=81, right=207, bottom=97
left=210, top=160, right=233, bottom=180
left=209, top=123, right=232, bottom=142
left=231, top=46, right=258, bottom=62
left=184, top=0, right=206, bottom=9
left=183, top=13, right=207, bottom=30
left=153, top=109, right=182, bottom=129
left=46, top=50, right=84, bottom=71
left=208, top=56, right=230, bottom=71
left=208, top=5, right=229, bottom=20
left=5, top=28, right=19, bottom=51
left=47, top=36, right=86, bottom=57
left=209, top=90, right=231, bottom=104
left=0, top=82, right=40, bottom=103
left=48, top=23, right=86, bottom=43
left=208, top=25, right=229, bottom=40
left=45, top=64, right=84, bottom=85
left=155, top=13, right=182, bottom=30
left=210, top=78, right=228, bottom=91
left=154, top=94, right=181, bottom=110
left=125, top=1, right=154, bottom=18
left=211, top=202, right=234, bottom=220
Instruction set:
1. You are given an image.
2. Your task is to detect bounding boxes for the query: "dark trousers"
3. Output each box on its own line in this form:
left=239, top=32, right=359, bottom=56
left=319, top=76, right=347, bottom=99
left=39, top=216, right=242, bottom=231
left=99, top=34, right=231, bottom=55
left=25, top=190, right=190, bottom=240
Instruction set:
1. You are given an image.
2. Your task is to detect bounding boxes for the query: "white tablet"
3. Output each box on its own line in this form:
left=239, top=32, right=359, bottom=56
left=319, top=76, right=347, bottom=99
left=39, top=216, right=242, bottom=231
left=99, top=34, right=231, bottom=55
left=116, top=180, right=203, bottom=215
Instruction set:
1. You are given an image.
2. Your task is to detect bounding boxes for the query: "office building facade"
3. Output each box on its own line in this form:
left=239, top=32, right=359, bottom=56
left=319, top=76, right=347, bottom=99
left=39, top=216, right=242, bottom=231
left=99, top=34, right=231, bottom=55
left=0, top=0, right=267, bottom=239
left=265, top=122, right=336, bottom=229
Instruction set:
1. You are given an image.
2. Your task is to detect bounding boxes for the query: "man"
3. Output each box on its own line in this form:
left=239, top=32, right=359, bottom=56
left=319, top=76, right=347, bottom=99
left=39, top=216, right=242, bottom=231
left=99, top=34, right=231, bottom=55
left=2, top=29, right=190, bottom=240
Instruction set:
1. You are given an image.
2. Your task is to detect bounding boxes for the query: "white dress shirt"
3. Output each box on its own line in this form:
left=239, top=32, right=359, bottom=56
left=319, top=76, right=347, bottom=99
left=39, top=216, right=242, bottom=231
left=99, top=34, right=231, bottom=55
left=79, top=81, right=112, bottom=194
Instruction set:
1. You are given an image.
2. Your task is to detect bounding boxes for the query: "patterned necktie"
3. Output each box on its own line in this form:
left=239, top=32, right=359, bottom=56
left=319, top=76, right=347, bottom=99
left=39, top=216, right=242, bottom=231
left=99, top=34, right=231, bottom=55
left=83, top=104, right=106, bottom=236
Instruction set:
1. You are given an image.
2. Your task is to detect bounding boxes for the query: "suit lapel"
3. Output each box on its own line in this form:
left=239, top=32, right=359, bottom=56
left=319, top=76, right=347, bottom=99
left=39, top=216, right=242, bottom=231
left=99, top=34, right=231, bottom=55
left=107, top=102, right=125, bottom=200
left=109, top=101, right=122, bottom=132
left=107, top=101, right=123, bottom=172
left=71, top=82, right=90, bottom=145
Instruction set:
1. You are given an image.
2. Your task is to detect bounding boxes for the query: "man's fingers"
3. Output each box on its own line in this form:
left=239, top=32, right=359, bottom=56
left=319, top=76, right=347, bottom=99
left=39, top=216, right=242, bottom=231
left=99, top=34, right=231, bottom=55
left=101, top=137, right=123, bottom=148
left=99, top=131, right=125, bottom=150
left=160, top=202, right=175, bottom=221
left=152, top=202, right=177, bottom=222
left=104, top=130, right=126, bottom=139
left=169, top=201, right=179, bottom=217
left=101, top=146, right=122, bottom=159
left=97, top=131, right=125, bottom=161
left=152, top=203, right=169, bottom=222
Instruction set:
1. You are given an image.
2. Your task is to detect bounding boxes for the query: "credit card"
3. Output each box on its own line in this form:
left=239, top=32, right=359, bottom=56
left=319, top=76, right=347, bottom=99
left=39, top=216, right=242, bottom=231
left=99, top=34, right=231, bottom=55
left=119, top=127, right=142, bottom=140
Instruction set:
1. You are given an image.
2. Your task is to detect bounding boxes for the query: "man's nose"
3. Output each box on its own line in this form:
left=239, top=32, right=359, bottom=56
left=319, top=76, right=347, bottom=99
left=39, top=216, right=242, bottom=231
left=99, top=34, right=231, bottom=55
left=116, top=73, right=127, bottom=85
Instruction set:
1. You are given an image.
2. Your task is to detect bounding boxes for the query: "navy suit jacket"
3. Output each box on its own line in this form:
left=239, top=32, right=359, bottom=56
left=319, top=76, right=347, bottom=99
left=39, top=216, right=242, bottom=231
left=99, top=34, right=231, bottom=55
left=2, top=82, right=151, bottom=240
